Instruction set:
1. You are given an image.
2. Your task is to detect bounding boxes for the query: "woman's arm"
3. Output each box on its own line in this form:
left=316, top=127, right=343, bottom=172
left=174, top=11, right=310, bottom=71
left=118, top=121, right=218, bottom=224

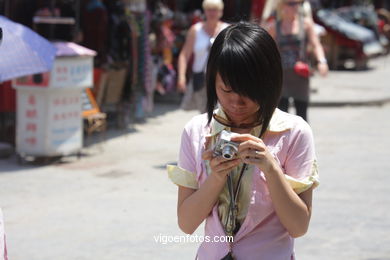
left=232, top=134, right=315, bottom=238
left=177, top=151, right=240, bottom=234
left=305, top=17, right=328, bottom=76
left=258, top=162, right=313, bottom=238
left=177, top=25, right=197, bottom=93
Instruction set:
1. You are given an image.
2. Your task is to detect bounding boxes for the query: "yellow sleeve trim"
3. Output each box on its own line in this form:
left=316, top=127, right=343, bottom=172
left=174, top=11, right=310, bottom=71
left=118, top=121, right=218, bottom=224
left=166, top=165, right=199, bottom=190
left=285, top=160, right=319, bottom=194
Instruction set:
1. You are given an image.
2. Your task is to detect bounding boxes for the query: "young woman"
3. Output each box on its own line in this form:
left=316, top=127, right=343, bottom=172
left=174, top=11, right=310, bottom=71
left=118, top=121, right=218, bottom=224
left=168, top=22, right=319, bottom=260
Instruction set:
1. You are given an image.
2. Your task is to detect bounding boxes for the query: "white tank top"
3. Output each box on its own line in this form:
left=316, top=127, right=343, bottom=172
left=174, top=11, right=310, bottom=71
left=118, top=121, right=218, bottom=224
left=192, top=22, right=229, bottom=73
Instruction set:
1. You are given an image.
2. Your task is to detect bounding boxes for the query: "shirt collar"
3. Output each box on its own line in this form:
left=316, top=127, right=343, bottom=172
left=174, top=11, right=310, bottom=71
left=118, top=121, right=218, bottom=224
left=207, top=108, right=292, bottom=137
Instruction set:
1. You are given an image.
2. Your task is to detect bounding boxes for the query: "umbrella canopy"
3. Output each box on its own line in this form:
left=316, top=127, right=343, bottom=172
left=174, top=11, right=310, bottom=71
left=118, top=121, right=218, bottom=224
left=0, top=15, right=56, bottom=83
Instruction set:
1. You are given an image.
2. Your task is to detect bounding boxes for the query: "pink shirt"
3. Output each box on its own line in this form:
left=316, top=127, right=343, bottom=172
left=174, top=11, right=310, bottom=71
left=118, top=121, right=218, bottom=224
left=0, top=209, right=7, bottom=260
left=174, top=109, right=319, bottom=260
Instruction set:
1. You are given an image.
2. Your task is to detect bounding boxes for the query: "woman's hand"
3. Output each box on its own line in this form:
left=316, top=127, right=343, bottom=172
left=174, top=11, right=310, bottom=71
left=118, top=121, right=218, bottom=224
left=317, top=62, right=329, bottom=77
left=202, top=150, right=241, bottom=181
left=177, top=76, right=187, bottom=93
left=231, top=134, right=278, bottom=174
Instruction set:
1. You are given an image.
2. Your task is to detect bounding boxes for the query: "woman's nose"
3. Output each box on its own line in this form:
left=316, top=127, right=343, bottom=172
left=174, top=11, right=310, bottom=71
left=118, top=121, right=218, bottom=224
left=231, top=93, right=246, bottom=106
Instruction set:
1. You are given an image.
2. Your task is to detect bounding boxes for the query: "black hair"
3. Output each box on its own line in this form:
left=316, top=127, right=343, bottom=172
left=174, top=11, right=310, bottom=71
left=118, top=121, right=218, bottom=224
left=206, top=22, right=283, bottom=137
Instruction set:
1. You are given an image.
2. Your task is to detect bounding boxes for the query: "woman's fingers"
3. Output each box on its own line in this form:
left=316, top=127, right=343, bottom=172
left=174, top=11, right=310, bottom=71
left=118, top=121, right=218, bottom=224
left=239, top=148, right=264, bottom=160
left=242, top=156, right=261, bottom=165
left=216, top=159, right=241, bottom=174
left=203, top=149, right=241, bottom=176
left=202, top=150, right=214, bottom=160
left=231, top=135, right=265, bottom=153
left=238, top=140, right=264, bottom=153
left=230, top=134, right=258, bottom=143
left=210, top=157, right=240, bottom=174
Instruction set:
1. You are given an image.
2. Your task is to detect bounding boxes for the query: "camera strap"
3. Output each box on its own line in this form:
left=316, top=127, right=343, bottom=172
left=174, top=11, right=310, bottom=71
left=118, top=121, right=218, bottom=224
left=225, top=163, right=247, bottom=236
left=213, top=113, right=262, bottom=129
left=224, top=130, right=262, bottom=236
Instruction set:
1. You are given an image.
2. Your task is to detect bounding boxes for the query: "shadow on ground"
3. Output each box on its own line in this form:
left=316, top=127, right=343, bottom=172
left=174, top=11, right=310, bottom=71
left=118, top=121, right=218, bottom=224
left=0, top=98, right=184, bottom=170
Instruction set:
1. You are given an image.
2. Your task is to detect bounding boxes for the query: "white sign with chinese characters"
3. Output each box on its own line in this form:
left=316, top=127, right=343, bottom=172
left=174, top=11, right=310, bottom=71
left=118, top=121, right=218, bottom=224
left=15, top=87, right=82, bottom=156
left=13, top=56, right=93, bottom=89
left=49, top=56, right=93, bottom=88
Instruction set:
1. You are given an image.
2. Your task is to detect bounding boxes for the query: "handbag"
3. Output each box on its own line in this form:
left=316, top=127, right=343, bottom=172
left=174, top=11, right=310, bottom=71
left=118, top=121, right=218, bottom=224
left=294, top=61, right=310, bottom=78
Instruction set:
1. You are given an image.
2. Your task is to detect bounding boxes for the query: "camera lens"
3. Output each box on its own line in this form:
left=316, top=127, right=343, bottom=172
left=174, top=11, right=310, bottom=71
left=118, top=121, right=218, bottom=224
left=222, top=144, right=237, bottom=160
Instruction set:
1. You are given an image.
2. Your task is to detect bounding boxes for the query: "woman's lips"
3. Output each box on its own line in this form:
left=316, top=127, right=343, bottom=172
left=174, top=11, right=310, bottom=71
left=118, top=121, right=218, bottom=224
left=227, top=110, right=247, bottom=117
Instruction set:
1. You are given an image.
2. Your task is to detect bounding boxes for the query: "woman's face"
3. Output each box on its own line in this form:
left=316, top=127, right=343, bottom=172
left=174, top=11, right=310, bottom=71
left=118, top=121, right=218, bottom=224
left=215, top=73, right=260, bottom=125
left=282, top=1, right=303, bottom=16
left=204, top=7, right=223, bottom=22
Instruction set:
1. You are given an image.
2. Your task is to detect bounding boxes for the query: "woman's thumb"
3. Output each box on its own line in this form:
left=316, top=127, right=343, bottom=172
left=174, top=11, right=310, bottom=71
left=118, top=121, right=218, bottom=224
left=202, top=150, right=213, bottom=160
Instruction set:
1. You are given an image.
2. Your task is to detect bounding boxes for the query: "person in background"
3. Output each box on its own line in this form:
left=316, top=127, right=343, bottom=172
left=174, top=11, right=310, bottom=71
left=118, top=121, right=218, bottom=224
left=177, top=0, right=229, bottom=113
left=168, top=22, right=319, bottom=259
left=263, top=0, right=328, bottom=121
left=154, top=5, right=176, bottom=95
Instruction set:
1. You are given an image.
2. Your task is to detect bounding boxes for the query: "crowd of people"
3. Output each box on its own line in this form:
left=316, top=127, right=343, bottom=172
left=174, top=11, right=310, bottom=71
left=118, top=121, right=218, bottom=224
left=175, top=0, right=328, bottom=121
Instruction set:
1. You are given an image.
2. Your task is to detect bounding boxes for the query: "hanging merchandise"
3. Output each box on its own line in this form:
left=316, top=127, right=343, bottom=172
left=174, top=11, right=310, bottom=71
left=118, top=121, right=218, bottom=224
left=142, top=10, right=154, bottom=114
left=124, top=0, right=147, bottom=12
left=124, top=0, right=153, bottom=121
left=81, top=0, right=109, bottom=66
left=153, top=3, right=177, bottom=96
left=107, top=1, right=132, bottom=63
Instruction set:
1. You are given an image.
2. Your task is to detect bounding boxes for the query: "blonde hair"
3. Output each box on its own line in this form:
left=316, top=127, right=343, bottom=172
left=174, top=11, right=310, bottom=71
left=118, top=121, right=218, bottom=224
left=275, top=0, right=308, bottom=20
left=202, top=0, right=224, bottom=10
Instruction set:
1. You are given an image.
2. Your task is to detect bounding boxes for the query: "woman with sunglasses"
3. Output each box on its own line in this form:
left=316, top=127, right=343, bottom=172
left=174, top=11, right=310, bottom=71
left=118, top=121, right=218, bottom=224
left=263, top=0, right=328, bottom=121
left=168, top=22, right=319, bottom=260
left=177, top=0, right=229, bottom=113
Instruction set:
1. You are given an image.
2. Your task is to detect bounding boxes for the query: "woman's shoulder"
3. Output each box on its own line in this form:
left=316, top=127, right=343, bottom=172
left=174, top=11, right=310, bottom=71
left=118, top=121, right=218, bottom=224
left=221, top=21, right=230, bottom=28
left=271, top=109, right=312, bottom=135
left=183, top=113, right=209, bottom=134
left=303, top=16, right=315, bottom=30
left=185, top=23, right=201, bottom=38
left=191, top=22, right=204, bottom=31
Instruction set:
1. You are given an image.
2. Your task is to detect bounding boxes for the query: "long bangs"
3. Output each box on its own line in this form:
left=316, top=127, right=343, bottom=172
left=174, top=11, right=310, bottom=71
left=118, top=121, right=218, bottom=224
left=217, top=37, right=268, bottom=102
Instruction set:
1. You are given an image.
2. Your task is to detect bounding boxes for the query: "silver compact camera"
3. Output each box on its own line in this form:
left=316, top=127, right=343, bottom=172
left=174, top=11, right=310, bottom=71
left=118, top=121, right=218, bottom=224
left=213, top=130, right=240, bottom=160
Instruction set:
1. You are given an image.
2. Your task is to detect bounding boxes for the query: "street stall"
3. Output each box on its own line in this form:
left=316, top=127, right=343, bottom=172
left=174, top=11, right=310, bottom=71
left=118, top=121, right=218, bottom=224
left=315, top=8, right=383, bottom=69
left=0, top=14, right=57, bottom=159
left=13, top=42, right=96, bottom=163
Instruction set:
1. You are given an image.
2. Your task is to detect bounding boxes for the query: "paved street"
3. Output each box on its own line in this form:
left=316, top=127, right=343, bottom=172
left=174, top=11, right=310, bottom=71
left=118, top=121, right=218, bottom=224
left=1, top=56, right=390, bottom=259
